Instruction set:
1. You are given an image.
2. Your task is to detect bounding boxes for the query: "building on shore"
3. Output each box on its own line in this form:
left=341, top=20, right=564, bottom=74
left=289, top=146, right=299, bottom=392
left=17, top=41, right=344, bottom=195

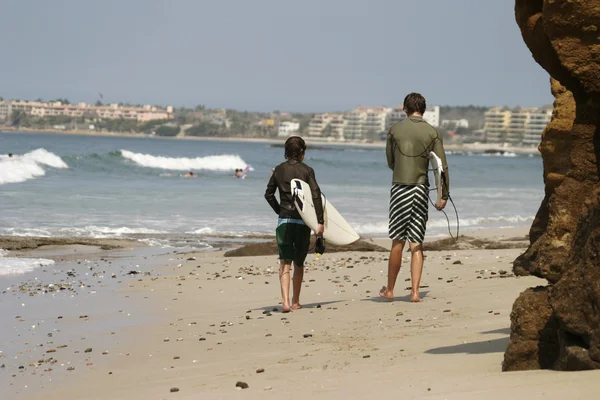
left=484, top=106, right=551, bottom=145
left=0, top=100, right=174, bottom=123
left=361, top=106, right=391, bottom=139
left=484, top=107, right=512, bottom=143
left=387, top=105, right=440, bottom=129
left=309, top=107, right=390, bottom=141
left=277, top=121, right=300, bottom=137
left=523, top=107, right=552, bottom=145
left=441, top=119, right=469, bottom=129
left=0, top=101, right=11, bottom=121
left=308, top=113, right=337, bottom=137
left=328, top=115, right=347, bottom=140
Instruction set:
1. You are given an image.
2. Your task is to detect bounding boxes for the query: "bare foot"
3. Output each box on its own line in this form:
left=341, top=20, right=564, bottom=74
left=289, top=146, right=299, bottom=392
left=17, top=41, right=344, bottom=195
left=410, top=293, right=422, bottom=303
left=291, top=303, right=302, bottom=310
left=379, top=286, right=394, bottom=301
left=282, top=303, right=292, bottom=313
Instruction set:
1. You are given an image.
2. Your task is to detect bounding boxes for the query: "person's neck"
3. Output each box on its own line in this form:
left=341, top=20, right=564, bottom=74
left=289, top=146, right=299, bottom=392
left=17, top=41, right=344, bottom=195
left=409, top=112, right=423, bottom=118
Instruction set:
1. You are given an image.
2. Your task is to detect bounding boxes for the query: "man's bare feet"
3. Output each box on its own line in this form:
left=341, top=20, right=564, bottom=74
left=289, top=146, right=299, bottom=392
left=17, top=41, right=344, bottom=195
left=282, top=303, right=292, bottom=313
left=379, top=286, right=394, bottom=301
left=291, top=303, right=302, bottom=310
left=410, top=293, right=422, bottom=303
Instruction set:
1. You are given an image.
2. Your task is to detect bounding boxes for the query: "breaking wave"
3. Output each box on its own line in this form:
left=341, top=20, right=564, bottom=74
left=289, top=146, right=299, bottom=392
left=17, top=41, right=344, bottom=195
left=120, top=150, right=253, bottom=171
left=0, top=149, right=68, bottom=185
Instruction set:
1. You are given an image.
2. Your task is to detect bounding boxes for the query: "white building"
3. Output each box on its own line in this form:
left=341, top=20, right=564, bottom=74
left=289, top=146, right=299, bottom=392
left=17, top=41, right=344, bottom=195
left=423, top=106, right=440, bottom=127
left=484, top=107, right=512, bottom=143
left=343, top=106, right=390, bottom=140
left=0, top=101, right=12, bottom=121
left=277, top=121, right=300, bottom=137
left=2, top=100, right=174, bottom=122
left=308, top=114, right=335, bottom=137
left=343, top=109, right=366, bottom=140
left=441, top=119, right=469, bottom=129
left=523, top=108, right=552, bottom=146
left=484, top=106, right=551, bottom=145
left=387, top=105, right=440, bottom=129
left=329, top=116, right=347, bottom=140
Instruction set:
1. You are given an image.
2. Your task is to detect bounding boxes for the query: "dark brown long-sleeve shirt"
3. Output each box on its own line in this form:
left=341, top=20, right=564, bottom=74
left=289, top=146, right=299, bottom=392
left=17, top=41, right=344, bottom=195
left=265, top=160, right=324, bottom=224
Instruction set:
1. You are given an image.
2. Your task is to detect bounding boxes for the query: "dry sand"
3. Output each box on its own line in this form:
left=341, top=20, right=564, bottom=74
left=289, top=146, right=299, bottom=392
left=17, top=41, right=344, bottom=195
left=3, top=228, right=598, bottom=399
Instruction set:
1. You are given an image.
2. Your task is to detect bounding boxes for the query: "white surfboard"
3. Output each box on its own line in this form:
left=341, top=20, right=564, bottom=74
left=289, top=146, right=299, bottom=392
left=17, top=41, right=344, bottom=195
left=428, top=151, right=443, bottom=208
left=290, top=179, right=360, bottom=246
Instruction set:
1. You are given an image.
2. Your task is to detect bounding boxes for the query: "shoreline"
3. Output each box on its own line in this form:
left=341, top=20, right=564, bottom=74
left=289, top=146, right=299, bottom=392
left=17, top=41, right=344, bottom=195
left=1, top=128, right=540, bottom=155
left=0, top=226, right=532, bottom=257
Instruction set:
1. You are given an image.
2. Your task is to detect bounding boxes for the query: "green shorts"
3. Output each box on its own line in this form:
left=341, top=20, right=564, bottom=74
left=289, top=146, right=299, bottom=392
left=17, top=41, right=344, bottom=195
left=276, top=218, right=311, bottom=267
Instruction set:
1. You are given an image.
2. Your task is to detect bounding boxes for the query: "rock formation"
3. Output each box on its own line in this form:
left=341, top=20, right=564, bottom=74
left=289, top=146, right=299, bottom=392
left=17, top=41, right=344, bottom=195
left=504, top=0, right=600, bottom=371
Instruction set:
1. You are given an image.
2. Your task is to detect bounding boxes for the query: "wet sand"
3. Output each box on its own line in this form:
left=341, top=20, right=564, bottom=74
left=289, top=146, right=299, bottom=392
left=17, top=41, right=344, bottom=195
left=2, top=228, right=598, bottom=399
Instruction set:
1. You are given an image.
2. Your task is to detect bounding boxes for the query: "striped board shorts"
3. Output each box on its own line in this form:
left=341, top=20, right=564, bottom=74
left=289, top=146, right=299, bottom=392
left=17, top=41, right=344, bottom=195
left=389, top=184, right=429, bottom=243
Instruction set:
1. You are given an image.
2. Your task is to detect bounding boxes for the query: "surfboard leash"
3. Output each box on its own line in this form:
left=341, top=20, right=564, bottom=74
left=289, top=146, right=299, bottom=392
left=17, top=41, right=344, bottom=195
left=427, top=176, right=460, bottom=242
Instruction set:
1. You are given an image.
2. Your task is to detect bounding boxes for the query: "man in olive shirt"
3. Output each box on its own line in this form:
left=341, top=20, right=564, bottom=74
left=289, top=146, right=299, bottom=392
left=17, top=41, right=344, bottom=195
left=380, top=93, right=449, bottom=302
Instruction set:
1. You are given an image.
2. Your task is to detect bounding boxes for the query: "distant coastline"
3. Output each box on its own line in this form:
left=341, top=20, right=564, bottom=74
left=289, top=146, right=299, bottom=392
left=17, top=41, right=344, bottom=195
left=0, top=127, right=540, bottom=155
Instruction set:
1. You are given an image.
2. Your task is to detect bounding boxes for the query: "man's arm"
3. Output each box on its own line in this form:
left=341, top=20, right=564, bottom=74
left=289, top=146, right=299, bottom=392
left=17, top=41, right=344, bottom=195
left=264, top=173, right=281, bottom=215
left=307, top=168, right=324, bottom=225
left=432, top=132, right=450, bottom=200
left=386, top=130, right=395, bottom=169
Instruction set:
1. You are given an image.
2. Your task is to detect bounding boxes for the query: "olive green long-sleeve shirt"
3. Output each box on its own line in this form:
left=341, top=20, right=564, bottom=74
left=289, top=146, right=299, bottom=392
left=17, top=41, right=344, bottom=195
left=386, top=116, right=450, bottom=199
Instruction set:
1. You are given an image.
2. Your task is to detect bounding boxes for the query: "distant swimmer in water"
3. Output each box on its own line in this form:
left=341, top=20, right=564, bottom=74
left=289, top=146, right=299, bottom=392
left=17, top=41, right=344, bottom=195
left=181, top=171, right=198, bottom=178
left=234, top=168, right=247, bottom=179
left=8, top=153, right=13, bottom=158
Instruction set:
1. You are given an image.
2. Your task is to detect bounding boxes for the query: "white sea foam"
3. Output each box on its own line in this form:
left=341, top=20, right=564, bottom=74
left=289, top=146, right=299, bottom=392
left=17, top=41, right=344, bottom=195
left=57, top=226, right=167, bottom=238
left=120, top=150, right=253, bottom=172
left=0, top=226, right=167, bottom=239
left=0, top=249, right=55, bottom=276
left=0, top=149, right=68, bottom=185
left=481, top=152, right=518, bottom=158
left=354, top=215, right=534, bottom=234
left=188, top=227, right=215, bottom=235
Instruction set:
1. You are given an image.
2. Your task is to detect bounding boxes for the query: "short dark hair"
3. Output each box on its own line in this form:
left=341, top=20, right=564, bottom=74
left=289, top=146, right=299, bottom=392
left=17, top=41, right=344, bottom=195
left=284, top=136, right=306, bottom=160
left=403, top=93, right=426, bottom=115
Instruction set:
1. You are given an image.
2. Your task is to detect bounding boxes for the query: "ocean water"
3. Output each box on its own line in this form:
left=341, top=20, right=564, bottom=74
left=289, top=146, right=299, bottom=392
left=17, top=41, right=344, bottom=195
left=0, top=132, right=543, bottom=273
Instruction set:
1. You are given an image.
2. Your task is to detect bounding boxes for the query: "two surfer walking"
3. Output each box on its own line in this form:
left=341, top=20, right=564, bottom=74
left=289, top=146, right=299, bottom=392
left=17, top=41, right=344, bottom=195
left=264, top=92, right=449, bottom=311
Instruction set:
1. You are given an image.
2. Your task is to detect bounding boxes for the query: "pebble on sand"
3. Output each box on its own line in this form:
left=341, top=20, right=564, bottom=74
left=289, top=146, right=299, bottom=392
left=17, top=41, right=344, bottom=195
left=256, top=368, right=265, bottom=373
left=170, top=387, right=179, bottom=393
left=236, top=381, right=249, bottom=389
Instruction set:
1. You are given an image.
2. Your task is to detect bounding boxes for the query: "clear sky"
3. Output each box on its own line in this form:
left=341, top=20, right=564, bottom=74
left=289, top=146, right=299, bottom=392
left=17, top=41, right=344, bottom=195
left=0, top=0, right=552, bottom=112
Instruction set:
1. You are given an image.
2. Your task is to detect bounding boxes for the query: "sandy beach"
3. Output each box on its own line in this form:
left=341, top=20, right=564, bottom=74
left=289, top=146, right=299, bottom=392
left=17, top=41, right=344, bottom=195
left=1, top=227, right=596, bottom=400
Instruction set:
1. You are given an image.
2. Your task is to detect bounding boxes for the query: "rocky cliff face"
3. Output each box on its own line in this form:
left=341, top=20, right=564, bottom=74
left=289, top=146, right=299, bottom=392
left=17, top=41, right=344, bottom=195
left=504, top=0, right=600, bottom=371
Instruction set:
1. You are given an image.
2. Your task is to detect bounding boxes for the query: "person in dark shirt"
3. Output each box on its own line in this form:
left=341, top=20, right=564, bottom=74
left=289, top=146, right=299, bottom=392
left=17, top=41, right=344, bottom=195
left=265, top=136, right=324, bottom=312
